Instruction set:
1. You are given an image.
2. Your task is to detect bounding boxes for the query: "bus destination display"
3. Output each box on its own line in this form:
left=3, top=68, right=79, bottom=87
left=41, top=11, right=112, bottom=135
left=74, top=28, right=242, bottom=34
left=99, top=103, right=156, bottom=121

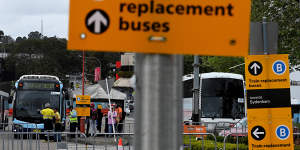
left=22, top=82, right=56, bottom=90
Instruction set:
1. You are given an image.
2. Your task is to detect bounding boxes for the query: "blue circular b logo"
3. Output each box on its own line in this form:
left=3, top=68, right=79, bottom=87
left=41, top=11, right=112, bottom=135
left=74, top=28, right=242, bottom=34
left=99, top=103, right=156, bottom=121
left=276, top=125, right=290, bottom=140
left=273, top=60, right=286, bottom=75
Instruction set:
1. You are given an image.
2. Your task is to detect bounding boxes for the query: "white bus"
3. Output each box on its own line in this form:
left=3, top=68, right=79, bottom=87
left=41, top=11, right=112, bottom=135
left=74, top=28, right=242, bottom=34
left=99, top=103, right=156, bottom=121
left=290, top=70, right=300, bottom=123
left=183, top=72, right=246, bottom=124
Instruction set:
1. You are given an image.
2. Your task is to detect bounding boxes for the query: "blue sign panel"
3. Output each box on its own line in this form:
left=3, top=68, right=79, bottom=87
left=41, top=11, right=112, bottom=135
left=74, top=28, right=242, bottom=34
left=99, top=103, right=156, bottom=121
left=276, top=125, right=290, bottom=140
left=273, top=60, right=286, bottom=75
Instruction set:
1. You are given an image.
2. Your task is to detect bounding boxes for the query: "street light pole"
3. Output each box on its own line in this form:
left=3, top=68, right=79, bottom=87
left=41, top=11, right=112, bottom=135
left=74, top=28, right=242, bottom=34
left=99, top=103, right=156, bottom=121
left=88, top=56, right=101, bottom=80
left=82, top=50, right=85, bottom=95
left=79, top=56, right=102, bottom=81
left=89, top=56, right=101, bottom=69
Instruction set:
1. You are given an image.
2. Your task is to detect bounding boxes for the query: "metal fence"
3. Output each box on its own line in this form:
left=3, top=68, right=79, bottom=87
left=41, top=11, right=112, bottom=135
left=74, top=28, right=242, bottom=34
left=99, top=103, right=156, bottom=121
left=5, top=122, right=300, bottom=150
left=0, top=131, right=220, bottom=150
left=222, top=132, right=248, bottom=150
left=0, top=122, right=223, bottom=150
left=0, top=131, right=87, bottom=150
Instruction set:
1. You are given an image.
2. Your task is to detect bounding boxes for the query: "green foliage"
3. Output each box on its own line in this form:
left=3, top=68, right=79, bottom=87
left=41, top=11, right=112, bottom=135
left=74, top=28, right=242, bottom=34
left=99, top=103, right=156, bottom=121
left=3, top=37, right=80, bottom=80
left=0, top=30, right=3, bottom=39
left=204, top=56, right=244, bottom=75
left=183, top=55, right=214, bottom=75
left=0, top=31, right=121, bottom=82
left=183, top=135, right=248, bottom=150
left=28, top=31, right=42, bottom=40
left=184, top=55, right=194, bottom=74
left=206, top=135, right=248, bottom=145
left=251, top=0, right=300, bottom=65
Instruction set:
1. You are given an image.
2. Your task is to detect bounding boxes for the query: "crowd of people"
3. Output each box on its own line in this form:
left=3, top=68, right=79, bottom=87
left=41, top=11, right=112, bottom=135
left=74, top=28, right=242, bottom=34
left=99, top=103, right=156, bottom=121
left=39, top=102, right=126, bottom=139
left=86, top=103, right=126, bottom=137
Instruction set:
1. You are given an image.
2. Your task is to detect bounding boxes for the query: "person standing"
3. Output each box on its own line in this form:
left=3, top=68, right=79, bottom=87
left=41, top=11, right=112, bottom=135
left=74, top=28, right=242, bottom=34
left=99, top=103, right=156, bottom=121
left=97, top=104, right=103, bottom=133
left=89, top=103, right=97, bottom=136
left=116, top=105, right=123, bottom=133
left=40, top=103, right=55, bottom=131
left=54, top=108, right=61, bottom=142
left=108, top=106, right=117, bottom=134
left=69, top=106, right=78, bottom=138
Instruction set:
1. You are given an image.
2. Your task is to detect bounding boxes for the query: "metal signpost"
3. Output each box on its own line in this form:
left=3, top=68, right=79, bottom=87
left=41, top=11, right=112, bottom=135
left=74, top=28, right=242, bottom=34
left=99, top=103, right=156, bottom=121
left=68, top=0, right=251, bottom=149
left=245, top=54, right=294, bottom=150
left=135, top=54, right=183, bottom=150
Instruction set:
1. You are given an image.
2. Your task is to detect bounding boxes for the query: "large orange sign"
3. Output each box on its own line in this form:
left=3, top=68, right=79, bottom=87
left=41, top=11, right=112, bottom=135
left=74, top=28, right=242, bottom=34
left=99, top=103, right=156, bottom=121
left=245, top=54, right=294, bottom=150
left=68, top=0, right=251, bottom=56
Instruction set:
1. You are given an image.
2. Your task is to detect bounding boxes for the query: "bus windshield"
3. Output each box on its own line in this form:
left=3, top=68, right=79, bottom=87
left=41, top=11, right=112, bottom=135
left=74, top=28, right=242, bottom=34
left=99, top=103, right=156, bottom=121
left=201, top=78, right=244, bottom=119
left=15, top=90, right=60, bottom=122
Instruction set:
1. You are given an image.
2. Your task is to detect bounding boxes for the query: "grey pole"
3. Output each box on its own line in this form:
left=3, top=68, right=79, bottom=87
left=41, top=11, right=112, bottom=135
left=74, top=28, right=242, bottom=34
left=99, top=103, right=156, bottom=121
left=262, top=17, right=268, bottom=55
left=192, top=56, right=200, bottom=123
left=135, top=54, right=183, bottom=150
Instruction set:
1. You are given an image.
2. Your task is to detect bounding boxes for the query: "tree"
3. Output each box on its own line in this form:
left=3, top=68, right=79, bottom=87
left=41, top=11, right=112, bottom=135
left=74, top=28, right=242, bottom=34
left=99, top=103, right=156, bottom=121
left=0, top=30, right=14, bottom=44
left=2, top=33, right=122, bottom=82
left=204, top=56, right=245, bottom=75
left=251, top=0, right=300, bottom=65
left=0, top=30, right=3, bottom=40
left=28, top=31, right=42, bottom=40
left=183, top=55, right=214, bottom=75
left=16, top=36, right=27, bottom=42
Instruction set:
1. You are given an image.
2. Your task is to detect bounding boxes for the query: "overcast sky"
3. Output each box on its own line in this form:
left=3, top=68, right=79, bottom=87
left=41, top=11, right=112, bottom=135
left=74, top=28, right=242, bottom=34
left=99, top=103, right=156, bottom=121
left=0, top=0, right=69, bottom=39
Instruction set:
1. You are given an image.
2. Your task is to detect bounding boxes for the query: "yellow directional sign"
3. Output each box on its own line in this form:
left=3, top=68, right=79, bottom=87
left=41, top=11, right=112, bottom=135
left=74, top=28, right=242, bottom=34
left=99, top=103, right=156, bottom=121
left=75, top=107, right=90, bottom=117
left=248, top=108, right=293, bottom=150
left=76, top=95, right=91, bottom=105
left=245, top=54, right=294, bottom=150
left=68, top=0, right=251, bottom=56
left=245, top=54, right=290, bottom=90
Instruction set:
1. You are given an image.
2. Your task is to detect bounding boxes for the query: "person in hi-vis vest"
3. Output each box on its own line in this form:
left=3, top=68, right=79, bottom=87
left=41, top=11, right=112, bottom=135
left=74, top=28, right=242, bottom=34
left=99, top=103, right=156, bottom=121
left=69, top=106, right=78, bottom=138
left=40, top=103, right=55, bottom=131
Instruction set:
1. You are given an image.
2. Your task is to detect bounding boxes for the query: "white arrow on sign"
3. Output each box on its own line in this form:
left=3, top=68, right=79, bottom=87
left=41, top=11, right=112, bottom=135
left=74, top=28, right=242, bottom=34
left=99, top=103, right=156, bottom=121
left=250, top=63, right=261, bottom=75
left=253, top=128, right=264, bottom=138
left=88, top=11, right=107, bottom=33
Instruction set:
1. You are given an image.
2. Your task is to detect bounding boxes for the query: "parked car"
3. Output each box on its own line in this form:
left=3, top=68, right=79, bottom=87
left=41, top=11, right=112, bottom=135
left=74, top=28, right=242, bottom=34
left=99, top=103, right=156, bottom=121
left=218, top=117, right=248, bottom=137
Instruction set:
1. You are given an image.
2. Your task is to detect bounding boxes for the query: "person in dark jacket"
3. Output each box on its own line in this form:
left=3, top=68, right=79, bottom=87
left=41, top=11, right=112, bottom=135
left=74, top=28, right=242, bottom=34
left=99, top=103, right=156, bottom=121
left=97, top=104, right=103, bottom=133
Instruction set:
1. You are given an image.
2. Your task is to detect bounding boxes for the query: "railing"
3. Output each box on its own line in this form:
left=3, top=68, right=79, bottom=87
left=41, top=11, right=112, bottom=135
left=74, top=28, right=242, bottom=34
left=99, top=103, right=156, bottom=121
left=8, top=122, right=300, bottom=150
left=0, top=131, right=87, bottom=150
left=223, top=132, right=247, bottom=150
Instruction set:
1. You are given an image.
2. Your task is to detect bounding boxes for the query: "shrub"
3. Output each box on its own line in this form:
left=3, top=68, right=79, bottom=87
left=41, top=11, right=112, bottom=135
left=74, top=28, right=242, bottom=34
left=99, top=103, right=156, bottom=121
left=183, top=135, right=248, bottom=150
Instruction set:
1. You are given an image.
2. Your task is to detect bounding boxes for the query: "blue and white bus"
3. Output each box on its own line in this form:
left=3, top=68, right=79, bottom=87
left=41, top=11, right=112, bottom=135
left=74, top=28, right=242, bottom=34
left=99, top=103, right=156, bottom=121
left=11, top=75, right=66, bottom=132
